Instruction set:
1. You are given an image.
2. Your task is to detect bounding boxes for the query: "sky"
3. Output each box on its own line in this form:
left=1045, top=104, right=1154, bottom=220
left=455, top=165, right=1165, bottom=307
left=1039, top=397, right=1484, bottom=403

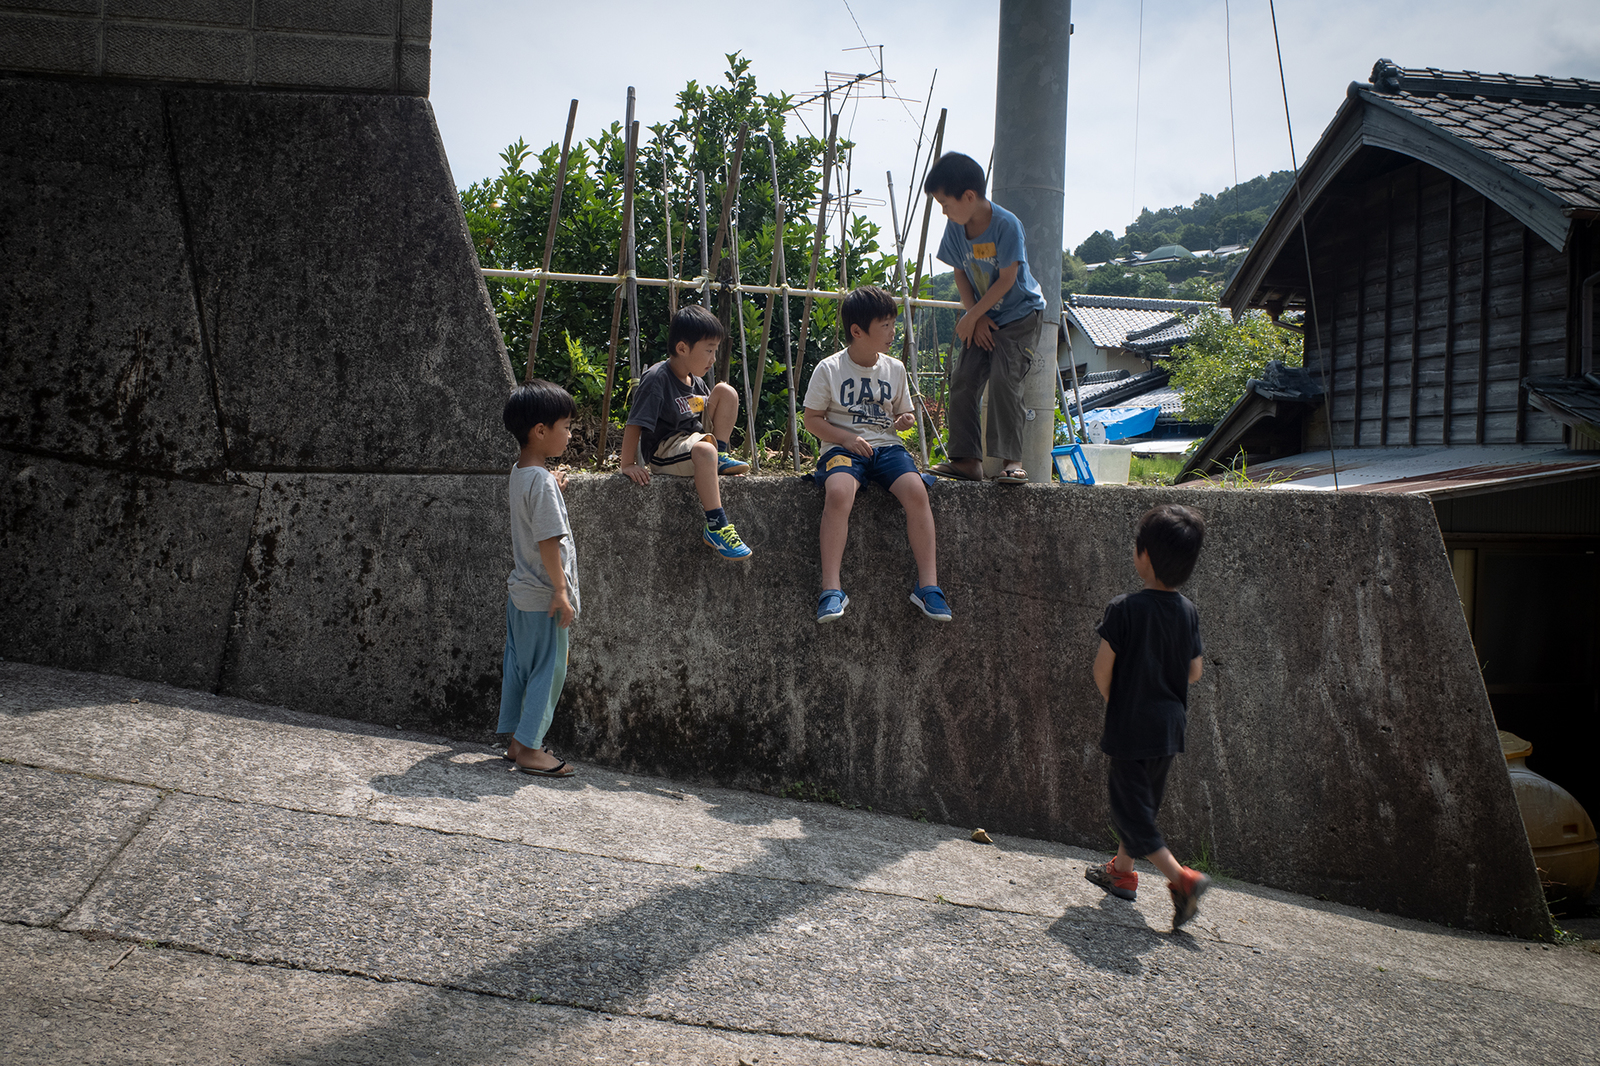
left=429, top=0, right=1600, bottom=261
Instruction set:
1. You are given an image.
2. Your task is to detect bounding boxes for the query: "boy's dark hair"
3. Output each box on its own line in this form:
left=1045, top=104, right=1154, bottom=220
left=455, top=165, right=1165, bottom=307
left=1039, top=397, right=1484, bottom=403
left=841, top=285, right=899, bottom=340
left=503, top=379, right=576, bottom=446
left=668, top=303, right=726, bottom=355
left=923, top=152, right=986, bottom=199
left=1136, top=504, right=1206, bottom=587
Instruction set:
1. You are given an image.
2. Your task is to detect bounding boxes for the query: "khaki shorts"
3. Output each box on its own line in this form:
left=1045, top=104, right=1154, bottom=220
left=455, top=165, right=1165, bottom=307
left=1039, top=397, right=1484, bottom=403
left=647, top=431, right=715, bottom=476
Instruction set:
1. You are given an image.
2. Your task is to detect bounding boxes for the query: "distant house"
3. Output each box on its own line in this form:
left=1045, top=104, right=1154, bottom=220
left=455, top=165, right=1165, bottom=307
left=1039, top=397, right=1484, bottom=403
left=1183, top=59, right=1600, bottom=817
left=1061, top=294, right=1212, bottom=377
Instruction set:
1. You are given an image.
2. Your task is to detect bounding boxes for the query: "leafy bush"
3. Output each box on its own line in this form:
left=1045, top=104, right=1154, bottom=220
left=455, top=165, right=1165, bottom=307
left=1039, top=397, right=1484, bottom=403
left=1167, top=309, right=1302, bottom=423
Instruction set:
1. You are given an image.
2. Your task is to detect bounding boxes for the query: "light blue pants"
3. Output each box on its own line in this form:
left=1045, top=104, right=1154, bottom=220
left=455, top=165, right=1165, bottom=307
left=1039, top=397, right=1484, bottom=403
left=497, top=597, right=570, bottom=749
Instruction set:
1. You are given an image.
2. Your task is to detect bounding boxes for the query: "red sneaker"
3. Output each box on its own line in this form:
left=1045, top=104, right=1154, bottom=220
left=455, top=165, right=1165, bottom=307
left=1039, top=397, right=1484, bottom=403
left=1085, top=859, right=1138, bottom=901
left=1169, top=867, right=1211, bottom=929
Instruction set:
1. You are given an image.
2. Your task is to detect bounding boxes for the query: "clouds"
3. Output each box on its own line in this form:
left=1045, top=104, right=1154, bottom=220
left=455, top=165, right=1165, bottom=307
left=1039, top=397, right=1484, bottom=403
left=430, top=0, right=1600, bottom=257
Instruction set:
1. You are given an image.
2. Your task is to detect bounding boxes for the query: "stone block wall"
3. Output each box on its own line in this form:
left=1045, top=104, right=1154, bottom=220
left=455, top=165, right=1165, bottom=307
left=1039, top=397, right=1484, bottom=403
left=0, top=0, right=428, bottom=92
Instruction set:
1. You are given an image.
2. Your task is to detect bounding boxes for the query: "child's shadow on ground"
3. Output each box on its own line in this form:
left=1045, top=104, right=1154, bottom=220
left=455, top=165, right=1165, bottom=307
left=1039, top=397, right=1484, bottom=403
left=366, top=744, right=578, bottom=802
left=1048, top=898, right=1204, bottom=975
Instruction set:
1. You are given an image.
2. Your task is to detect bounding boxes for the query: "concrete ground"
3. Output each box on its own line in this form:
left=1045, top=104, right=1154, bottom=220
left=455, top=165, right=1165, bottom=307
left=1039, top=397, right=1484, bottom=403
left=2, top=661, right=1596, bottom=1065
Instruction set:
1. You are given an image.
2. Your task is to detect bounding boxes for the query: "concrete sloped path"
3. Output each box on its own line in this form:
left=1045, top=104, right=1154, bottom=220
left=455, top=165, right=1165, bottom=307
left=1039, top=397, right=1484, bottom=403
left=2, top=662, right=1597, bottom=1065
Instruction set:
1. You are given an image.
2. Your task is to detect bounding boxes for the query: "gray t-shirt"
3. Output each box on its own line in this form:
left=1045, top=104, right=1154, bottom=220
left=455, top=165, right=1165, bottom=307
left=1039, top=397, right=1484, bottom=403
left=506, top=462, right=580, bottom=619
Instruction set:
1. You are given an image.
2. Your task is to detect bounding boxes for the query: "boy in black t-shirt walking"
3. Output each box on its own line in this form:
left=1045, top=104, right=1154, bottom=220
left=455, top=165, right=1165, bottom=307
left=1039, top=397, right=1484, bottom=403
left=1086, top=504, right=1210, bottom=929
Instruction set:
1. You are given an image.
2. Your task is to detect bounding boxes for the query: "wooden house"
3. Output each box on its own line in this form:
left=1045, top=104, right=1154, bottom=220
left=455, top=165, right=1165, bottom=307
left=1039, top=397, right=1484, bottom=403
left=1186, top=60, right=1600, bottom=823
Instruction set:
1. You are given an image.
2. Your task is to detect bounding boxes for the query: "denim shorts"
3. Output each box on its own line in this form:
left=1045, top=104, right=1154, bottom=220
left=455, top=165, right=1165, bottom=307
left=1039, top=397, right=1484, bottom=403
left=816, top=443, right=919, bottom=491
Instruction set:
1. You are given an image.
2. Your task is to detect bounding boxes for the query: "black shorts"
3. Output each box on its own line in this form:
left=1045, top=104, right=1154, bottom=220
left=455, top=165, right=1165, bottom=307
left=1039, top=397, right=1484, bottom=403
left=1106, top=755, right=1174, bottom=858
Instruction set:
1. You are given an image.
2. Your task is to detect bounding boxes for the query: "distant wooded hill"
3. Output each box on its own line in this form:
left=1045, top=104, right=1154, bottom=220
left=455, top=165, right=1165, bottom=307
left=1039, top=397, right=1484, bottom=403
left=1072, top=170, right=1295, bottom=262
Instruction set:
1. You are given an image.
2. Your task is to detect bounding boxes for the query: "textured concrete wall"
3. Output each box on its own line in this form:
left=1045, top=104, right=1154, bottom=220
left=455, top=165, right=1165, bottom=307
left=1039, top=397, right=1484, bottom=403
left=0, top=0, right=429, bottom=93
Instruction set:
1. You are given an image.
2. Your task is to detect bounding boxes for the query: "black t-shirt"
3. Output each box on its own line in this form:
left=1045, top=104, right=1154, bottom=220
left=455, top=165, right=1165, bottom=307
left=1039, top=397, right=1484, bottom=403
left=1096, top=589, right=1204, bottom=759
left=626, top=360, right=708, bottom=460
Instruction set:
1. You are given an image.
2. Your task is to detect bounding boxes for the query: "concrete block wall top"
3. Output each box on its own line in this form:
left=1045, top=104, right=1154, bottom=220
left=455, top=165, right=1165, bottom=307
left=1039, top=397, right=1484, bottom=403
left=1, top=77, right=514, bottom=475
left=0, top=0, right=430, bottom=94
left=0, top=78, right=225, bottom=474
left=164, top=88, right=513, bottom=472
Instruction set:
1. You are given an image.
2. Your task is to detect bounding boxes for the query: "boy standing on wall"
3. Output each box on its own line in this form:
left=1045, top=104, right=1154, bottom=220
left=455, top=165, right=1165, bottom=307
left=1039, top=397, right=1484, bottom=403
left=802, top=285, right=949, bottom=624
left=499, top=380, right=581, bottom=778
left=619, top=304, right=753, bottom=560
left=924, top=151, right=1047, bottom=485
left=1085, top=504, right=1212, bottom=929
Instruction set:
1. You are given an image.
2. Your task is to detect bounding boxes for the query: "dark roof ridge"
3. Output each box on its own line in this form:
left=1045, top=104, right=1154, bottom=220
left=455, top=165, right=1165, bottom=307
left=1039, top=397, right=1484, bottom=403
left=1125, top=314, right=1191, bottom=342
left=1367, top=57, right=1600, bottom=105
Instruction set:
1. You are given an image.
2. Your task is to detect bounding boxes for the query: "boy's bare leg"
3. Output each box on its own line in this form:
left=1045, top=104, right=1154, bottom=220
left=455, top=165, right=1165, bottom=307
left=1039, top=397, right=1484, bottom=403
left=1115, top=841, right=1185, bottom=882
left=690, top=439, right=722, bottom=513
left=889, top=471, right=938, bottom=587
left=819, top=474, right=859, bottom=589
left=705, top=382, right=740, bottom=447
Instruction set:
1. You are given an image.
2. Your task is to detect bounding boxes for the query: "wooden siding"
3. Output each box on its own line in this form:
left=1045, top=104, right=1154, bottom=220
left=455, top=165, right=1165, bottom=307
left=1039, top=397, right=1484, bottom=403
left=1306, top=161, right=1568, bottom=449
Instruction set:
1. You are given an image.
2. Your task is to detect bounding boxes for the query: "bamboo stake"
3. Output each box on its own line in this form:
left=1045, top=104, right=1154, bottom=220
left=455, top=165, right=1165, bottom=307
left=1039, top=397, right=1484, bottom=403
left=624, top=88, right=640, bottom=380
left=697, top=170, right=709, bottom=292
left=752, top=138, right=798, bottom=471
left=709, top=124, right=750, bottom=383
left=481, top=268, right=961, bottom=308
left=793, top=108, right=840, bottom=386
left=662, top=142, right=676, bottom=319
left=887, top=171, right=936, bottom=465
left=903, top=108, right=946, bottom=368
left=596, top=102, right=641, bottom=465
left=730, top=194, right=759, bottom=474
left=525, top=98, right=579, bottom=382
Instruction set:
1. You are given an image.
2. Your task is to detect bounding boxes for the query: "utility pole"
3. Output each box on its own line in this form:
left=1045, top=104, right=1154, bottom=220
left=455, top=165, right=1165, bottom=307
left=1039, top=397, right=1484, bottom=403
left=992, top=0, right=1071, bottom=482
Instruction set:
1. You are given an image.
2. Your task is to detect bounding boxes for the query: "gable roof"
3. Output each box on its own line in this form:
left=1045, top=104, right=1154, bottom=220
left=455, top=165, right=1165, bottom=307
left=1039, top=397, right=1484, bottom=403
left=1224, top=59, right=1600, bottom=312
left=1064, top=295, right=1212, bottom=351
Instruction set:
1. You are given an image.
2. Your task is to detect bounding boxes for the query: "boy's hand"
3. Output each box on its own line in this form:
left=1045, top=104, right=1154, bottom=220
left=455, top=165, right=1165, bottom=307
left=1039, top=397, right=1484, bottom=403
left=552, top=466, right=570, bottom=490
left=893, top=412, right=915, bottom=432
left=620, top=463, right=650, bottom=485
left=846, top=434, right=873, bottom=457
left=969, top=313, right=996, bottom=351
left=548, top=588, right=574, bottom=629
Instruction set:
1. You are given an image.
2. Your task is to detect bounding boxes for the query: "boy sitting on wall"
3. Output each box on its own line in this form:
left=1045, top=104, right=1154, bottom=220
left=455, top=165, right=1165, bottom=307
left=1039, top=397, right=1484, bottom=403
left=619, top=304, right=753, bottom=560
left=802, top=285, right=949, bottom=624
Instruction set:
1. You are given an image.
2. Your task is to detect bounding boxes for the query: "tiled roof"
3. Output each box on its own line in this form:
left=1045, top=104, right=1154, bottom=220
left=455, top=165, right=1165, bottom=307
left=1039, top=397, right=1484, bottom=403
left=1125, top=315, right=1197, bottom=355
left=1363, top=60, right=1600, bottom=212
left=1064, top=295, right=1213, bottom=351
left=1137, top=385, right=1187, bottom=417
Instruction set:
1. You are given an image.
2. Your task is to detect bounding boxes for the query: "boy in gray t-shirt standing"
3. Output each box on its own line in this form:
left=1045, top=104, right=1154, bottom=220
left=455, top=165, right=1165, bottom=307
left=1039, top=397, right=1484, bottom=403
left=499, top=380, right=581, bottom=777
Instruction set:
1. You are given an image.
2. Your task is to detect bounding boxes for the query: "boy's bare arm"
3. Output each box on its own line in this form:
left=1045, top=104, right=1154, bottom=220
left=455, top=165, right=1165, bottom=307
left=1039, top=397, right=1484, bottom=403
left=1189, top=655, right=1203, bottom=683
left=618, top=424, right=649, bottom=484
left=537, top=535, right=574, bottom=628
left=803, top=408, right=872, bottom=457
left=1093, top=639, right=1115, bottom=702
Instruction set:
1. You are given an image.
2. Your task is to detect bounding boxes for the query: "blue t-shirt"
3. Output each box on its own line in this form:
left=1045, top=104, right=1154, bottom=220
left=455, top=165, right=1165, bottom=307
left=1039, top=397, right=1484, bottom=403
left=936, top=202, right=1046, bottom=327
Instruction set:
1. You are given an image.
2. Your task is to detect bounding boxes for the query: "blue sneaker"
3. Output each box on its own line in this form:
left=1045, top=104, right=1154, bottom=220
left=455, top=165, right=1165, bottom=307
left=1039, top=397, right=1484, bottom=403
left=909, top=585, right=952, bottom=622
left=702, top=522, right=753, bottom=560
left=816, top=589, right=849, bottom=623
left=716, top=452, right=750, bottom=475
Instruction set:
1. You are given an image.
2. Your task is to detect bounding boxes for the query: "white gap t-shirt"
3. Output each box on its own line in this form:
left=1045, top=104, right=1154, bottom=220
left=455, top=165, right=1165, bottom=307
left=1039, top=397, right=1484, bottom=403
left=802, top=349, right=912, bottom=451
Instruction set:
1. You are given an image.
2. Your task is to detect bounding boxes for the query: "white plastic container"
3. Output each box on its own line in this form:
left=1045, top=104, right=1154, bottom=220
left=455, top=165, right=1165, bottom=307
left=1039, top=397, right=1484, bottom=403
left=1079, top=444, right=1132, bottom=485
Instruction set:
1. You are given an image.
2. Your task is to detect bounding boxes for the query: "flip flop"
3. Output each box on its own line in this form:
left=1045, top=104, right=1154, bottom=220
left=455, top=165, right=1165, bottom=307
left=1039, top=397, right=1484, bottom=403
left=928, top=461, right=982, bottom=482
left=516, top=759, right=575, bottom=778
left=995, top=466, right=1028, bottom=484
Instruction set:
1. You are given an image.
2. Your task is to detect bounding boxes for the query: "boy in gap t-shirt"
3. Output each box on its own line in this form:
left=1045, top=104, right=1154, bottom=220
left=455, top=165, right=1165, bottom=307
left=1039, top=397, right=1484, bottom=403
left=1086, top=504, right=1211, bottom=929
left=802, top=285, right=949, bottom=624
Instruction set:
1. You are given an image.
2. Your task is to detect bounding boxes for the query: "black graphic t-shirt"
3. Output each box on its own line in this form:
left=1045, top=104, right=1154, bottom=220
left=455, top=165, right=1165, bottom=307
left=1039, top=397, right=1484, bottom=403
left=626, top=359, right=709, bottom=460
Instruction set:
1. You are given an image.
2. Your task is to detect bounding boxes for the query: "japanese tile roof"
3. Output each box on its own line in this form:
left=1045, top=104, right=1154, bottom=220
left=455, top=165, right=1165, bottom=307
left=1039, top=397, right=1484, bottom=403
left=1363, top=60, right=1600, bottom=212
left=1064, top=295, right=1213, bottom=351
left=1063, top=368, right=1172, bottom=416
left=1125, top=315, right=1198, bottom=356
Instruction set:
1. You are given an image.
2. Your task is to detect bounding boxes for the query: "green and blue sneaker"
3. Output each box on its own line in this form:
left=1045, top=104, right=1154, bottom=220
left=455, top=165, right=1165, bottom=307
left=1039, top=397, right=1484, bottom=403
left=702, top=522, right=752, bottom=560
left=816, top=589, right=849, bottom=623
left=716, top=452, right=750, bottom=475
left=909, top=585, right=952, bottom=622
